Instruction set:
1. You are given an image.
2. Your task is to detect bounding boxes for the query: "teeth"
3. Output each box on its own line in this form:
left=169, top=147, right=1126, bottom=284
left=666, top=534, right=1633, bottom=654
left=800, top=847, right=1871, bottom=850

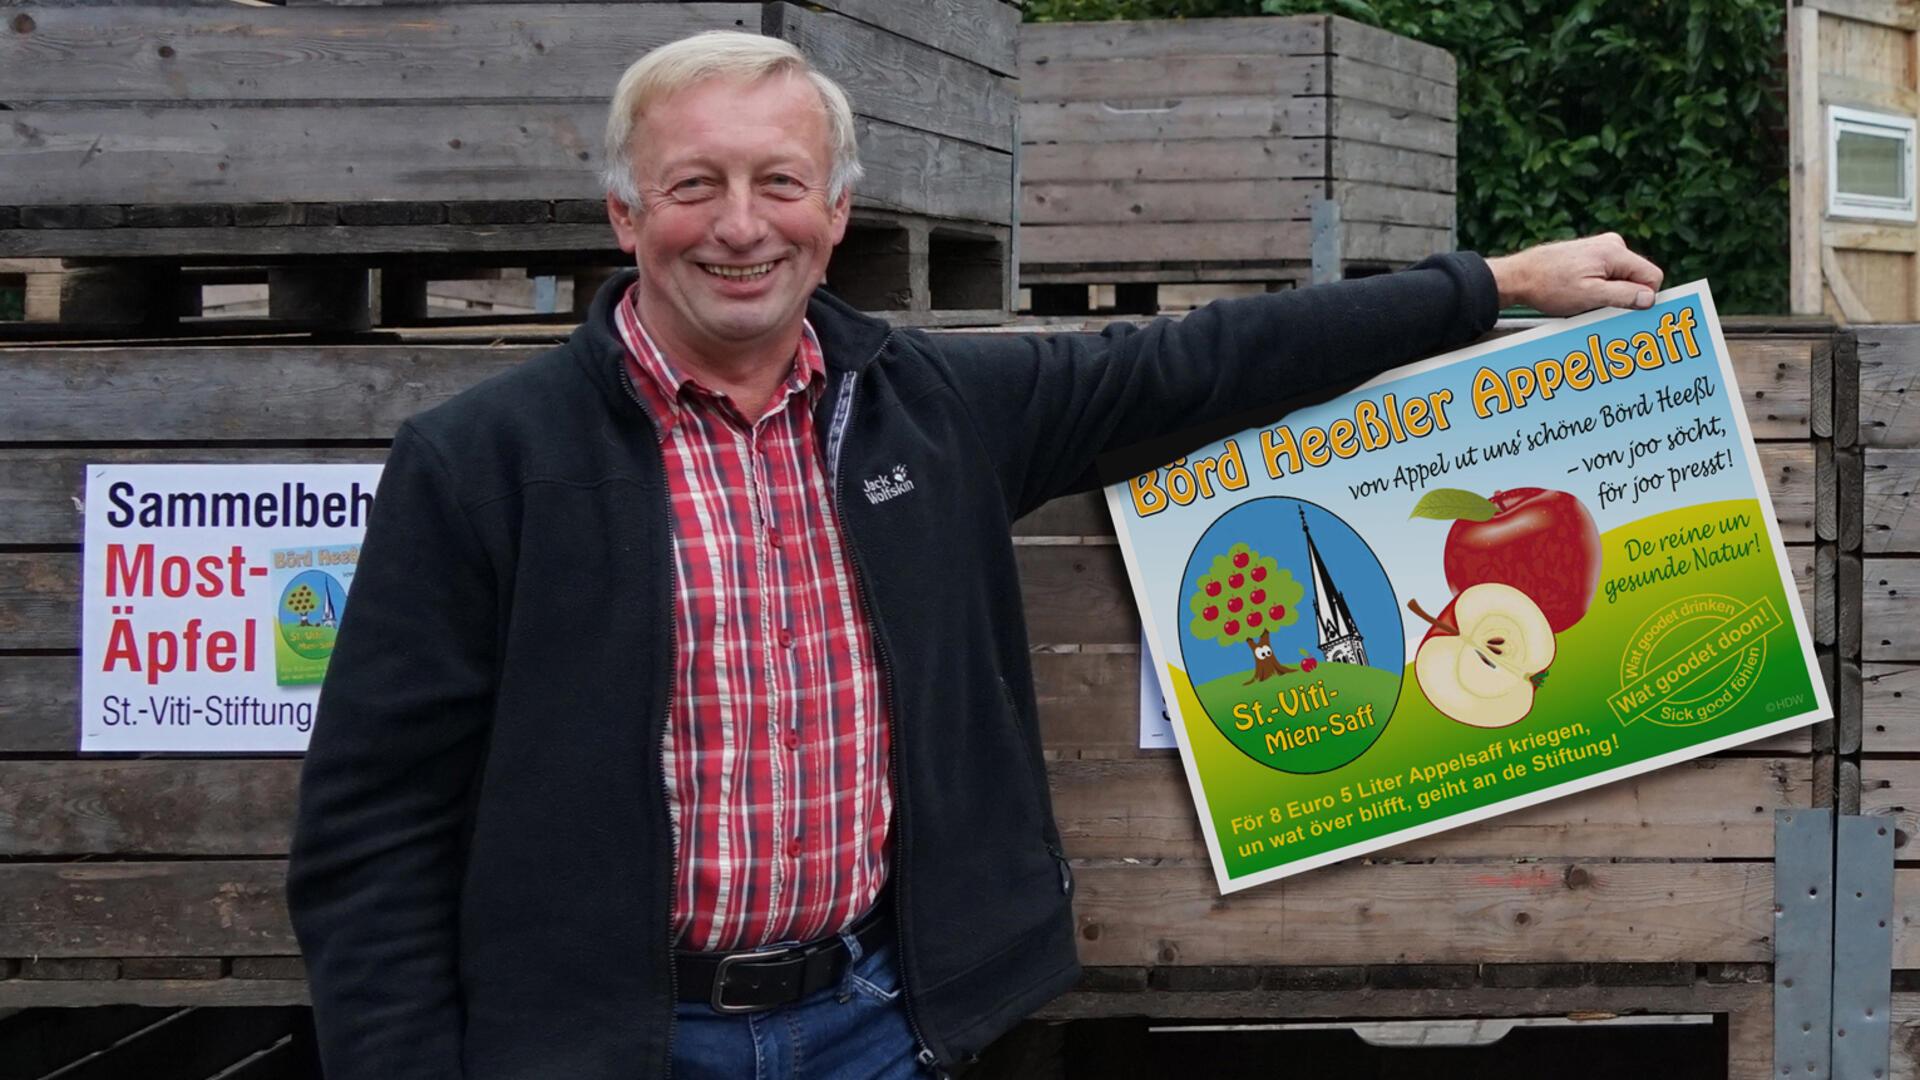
left=703, top=261, right=776, bottom=279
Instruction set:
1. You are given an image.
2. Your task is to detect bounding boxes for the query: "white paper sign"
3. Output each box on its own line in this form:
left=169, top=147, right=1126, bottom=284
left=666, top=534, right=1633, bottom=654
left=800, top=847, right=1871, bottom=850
left=1139, top=633, right=1177, bottom=749
left=81, top=464, right=382, bottom=752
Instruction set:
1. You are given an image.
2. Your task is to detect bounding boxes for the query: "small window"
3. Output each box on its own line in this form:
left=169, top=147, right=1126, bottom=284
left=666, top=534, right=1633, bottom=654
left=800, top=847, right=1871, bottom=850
left=1828, top=105, right=1917, bottom=222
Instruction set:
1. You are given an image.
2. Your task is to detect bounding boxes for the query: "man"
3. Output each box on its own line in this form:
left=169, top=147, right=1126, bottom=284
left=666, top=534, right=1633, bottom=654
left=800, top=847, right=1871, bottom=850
left=286, top=30, right=1663, bottom=1080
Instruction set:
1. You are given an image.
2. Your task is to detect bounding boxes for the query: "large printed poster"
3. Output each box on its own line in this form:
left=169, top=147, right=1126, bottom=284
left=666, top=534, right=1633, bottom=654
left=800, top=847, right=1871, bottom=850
left=1106, top=282, right=1830, bottom=893
left=80, top=464, right=382, bottom=752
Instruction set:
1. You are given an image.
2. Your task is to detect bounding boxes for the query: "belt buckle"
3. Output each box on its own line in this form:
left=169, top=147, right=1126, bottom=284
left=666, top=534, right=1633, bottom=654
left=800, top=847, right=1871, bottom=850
left=709, top=945, right=793, bottom=1014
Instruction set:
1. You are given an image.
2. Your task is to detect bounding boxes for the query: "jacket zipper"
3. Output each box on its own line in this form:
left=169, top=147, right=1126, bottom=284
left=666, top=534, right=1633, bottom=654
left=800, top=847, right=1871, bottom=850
left=825, top=351, right=943, bottom=1075
left=618, top=356, right=681, bottom=1078
left=1000, top=677, right=1073, bottom=898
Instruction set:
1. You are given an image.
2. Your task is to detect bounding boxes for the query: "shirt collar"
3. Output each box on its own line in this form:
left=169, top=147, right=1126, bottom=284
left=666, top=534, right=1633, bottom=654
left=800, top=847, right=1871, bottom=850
left=613, top=280, right=825, bottom=433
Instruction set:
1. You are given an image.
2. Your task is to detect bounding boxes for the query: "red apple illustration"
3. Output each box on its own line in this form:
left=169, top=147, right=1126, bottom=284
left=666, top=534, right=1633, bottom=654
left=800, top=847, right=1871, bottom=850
left=1414, top=487, right=1601, bottom=632
left=1233, top=552, right=1250, bottom=568
left=1269, top=605, right=1285, bottom=621
left=1223, top=619, right=1240, bottom=636
left=1206, top=581, right=1222, bottom=597
left=1301, top=657, right=1318, bottom=673
left=1250, top=588, right=1267, bottom=604
left=1247, top=611, right=1263, bottom=627
left=1251, top=566, right=1267, bottom=582
left=1227, top=597, right=1244, bottom=613
left=1203, top=605, right=1219, bottom=621
left=1228, top=572, right=1245, bottom=589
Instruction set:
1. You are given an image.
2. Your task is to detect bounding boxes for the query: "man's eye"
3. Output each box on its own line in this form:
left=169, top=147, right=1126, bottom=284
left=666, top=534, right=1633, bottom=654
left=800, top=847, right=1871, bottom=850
left=671, top=179, right=715, bottom=199
left=766, top=175, right=804, bottom=193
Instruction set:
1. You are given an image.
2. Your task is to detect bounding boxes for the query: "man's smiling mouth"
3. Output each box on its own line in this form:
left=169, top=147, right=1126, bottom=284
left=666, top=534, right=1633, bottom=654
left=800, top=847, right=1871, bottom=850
left=701, top=261, right=778, bottom=280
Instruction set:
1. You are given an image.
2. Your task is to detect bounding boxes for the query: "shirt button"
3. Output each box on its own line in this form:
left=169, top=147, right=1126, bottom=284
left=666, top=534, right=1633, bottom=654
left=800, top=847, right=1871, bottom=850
left=778, top=628, right=794, bottom=648
left=783, top=730, right=799, bottom=750
left=788, top=838, right=803, bottom=858
left=769, top=529, right=783, bottom=548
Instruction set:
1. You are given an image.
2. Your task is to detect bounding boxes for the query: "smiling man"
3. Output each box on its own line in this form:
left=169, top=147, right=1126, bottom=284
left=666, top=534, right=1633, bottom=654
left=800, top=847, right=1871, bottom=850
left=286, top=30, right=1664, bottom=1080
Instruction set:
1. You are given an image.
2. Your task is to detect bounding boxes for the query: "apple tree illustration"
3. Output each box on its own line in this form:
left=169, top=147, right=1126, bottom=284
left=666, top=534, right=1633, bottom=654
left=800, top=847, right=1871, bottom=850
left=285, top=583, right=319, bottom=626
left=1188, top=542, right=1305, bottom=682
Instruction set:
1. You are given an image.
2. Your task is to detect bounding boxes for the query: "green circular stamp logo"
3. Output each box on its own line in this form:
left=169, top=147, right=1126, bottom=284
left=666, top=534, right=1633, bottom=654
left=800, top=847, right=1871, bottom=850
left=1613, top=592, right=1771, bottom=728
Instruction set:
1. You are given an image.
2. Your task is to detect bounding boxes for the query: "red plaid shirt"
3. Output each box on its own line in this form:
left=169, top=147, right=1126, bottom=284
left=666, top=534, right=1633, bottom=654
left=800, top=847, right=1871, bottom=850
left=614, top=286, right=892, bottom=952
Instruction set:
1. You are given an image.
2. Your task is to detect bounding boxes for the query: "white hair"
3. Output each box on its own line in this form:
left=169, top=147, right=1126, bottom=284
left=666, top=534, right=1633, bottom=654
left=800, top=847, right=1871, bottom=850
left=600, top=30, right=864, bottom=207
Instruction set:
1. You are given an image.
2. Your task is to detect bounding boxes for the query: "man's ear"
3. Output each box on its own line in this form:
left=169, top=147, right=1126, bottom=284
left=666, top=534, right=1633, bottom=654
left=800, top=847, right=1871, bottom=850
left=607, top=193, right=641, bottom=254
left=827, top=186, right=852, bottom=247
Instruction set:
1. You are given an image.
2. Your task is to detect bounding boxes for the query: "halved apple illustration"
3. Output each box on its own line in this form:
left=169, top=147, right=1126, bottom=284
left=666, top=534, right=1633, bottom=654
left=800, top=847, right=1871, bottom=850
left=1411, top=583, right=1556, bottom=728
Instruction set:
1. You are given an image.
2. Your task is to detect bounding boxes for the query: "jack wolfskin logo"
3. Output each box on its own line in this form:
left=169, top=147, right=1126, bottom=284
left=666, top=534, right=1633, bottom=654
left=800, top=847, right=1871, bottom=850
left=863, top=464, right=916, bottom=505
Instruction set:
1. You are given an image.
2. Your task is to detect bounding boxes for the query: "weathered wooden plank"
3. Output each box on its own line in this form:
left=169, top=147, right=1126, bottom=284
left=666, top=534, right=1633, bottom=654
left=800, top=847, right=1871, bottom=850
left=1019, top=16, right=1324, bottom=64
left=1731, top=337, right=1818, bottom=441
left=1759, top=442, right=1819, bottom=543
left=0, top=346, right=530, bottom=443
left=0, top=978, right=309, bottom=1009
left=1018, top=138, right=1324, bottom=185
left=1341, top=222, right=1452, bottom=265
left=1022, top=180, right=1450, bottom=231
left=5, top=751, right=1803, bottom=858
left=1327, top=16, right=1456, bottom=85
left=1023, top=178, right=1319, bottom=226
left=1331, top=98, right=1456, bottom=157
left=1865, top=446, right=1918, bottom=552
left=0, top=223, right=628, bottom=260
left=1860, top=325, right=1920, bottom=448
left=1073, top=861, right=1773, bottom=966
left=0, top=107, right=1006, bottom=224
left=1866, top=557, right=1920, bottom=661
left=1019, top=54, right=1325, bottom=103
left=1021, top=221, right=1311, bottom=267
left=1329, top=56, right=1457, bottom=119
left=0, top=4, right=759, bottom=102
left=0, top=861, right=296, bottom=957
left=0, top=761, right=301, bottom=856
left=853, top=119, right=1013, bottom=224
left=1331, top=142, right=1455, bottom=192
left=0, top=103, right=611, bottom=206
left=1332, top=182, right=1455, bottom=229
left=1863, top=661, right=1920, bottom=751
left=808, top=0, right=1019, bottom=75
left=774, top=3, right=1015, bottom=151
left=1054, top=756, right=1806, bottom=861
left=0, top=656, right=77, bottom=753
left=1886, top=869, right=1920, bottom=968
left=1021, top=96, right=1326, bottom=146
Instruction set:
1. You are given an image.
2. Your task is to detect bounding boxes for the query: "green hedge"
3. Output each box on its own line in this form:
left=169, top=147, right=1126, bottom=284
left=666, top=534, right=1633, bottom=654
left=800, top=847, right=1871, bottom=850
left=1025, top=0, right=1788, bottom=313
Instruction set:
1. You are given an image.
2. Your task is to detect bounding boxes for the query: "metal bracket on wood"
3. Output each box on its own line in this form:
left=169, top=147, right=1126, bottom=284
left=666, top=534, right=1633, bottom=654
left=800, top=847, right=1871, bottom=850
left=1776, top=808, right=1834, bottom=1080
left=1831, top=814, right=1894, bottom=1080
left=1310, top=199, right=1342, bottom=286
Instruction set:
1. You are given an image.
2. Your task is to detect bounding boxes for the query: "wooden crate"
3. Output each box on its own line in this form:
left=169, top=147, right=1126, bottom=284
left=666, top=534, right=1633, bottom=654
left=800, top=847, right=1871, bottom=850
left=1018, top=15, right=1457, bottom=310
left=0, top=1, right=1018, bottom=328
left=0, top=320, right=1845, bottom=1080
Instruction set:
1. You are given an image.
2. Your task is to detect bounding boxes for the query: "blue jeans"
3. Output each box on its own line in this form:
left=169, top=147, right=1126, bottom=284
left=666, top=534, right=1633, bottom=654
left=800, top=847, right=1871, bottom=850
left=671, top=932, right=939, bottom=1080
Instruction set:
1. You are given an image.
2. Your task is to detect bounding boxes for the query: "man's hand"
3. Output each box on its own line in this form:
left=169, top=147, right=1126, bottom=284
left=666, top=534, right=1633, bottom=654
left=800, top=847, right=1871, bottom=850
left=1485, top=233, right=1665, bottom=317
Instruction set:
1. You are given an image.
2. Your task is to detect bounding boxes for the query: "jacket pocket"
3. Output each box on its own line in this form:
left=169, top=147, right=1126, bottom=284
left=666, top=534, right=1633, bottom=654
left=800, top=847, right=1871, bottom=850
left=1000, top=676, right=1072, bottom=898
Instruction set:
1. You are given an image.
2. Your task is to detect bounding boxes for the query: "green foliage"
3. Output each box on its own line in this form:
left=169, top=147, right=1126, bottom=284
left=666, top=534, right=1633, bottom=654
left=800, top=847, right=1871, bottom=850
left=1025, top=0, right=1788, bottom=312
left=1189, top=542, right=1304, bottom=646
left=0, top=285, right=21, bottom=322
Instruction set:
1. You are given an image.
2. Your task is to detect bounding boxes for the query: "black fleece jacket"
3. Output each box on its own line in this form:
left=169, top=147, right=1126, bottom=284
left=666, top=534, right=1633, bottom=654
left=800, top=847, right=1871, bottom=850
left=286, top=254, right=1499, bottom=1078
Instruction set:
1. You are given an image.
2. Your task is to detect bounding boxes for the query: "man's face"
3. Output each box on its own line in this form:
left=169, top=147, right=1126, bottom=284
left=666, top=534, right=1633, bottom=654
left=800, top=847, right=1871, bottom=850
left=607, top=73, right=850, bottom=365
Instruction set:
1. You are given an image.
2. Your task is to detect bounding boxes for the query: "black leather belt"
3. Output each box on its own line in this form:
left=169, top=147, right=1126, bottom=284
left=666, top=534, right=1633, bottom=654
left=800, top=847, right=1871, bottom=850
left=675, top=902, right=892, bottom=1014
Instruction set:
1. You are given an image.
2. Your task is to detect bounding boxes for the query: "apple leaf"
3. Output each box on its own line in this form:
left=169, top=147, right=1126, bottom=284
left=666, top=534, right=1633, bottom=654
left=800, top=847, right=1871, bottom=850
left=1408, top=488, right=1500, bottom=523
left=1530, top=669, right=1551, bottom=689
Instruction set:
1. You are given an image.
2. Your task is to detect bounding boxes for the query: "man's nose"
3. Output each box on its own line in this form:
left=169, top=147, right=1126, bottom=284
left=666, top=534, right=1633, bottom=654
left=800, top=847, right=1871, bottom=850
left=711, top=182, right=770, bottom=250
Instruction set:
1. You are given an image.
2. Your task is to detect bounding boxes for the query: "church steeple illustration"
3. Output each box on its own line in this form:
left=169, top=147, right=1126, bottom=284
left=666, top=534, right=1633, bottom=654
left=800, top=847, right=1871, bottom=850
left=1302, top=508, right=1367, bottom=666
left=319, top=580, right=339, bottom=629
